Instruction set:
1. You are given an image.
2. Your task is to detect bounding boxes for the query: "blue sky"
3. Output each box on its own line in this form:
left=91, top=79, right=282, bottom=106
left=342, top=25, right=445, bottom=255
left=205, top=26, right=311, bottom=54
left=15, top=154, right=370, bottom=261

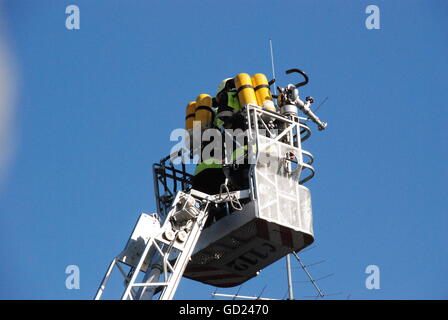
left=0, top=0, right=447, bottom=299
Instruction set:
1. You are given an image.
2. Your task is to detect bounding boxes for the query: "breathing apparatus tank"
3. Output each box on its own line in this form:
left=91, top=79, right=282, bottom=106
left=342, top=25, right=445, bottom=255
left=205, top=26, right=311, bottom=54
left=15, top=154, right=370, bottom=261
left=235, top=73, right=257, bottom=106
left=184, top=101, right=197, bottom=153
left=195, top=94, right=213, bottom=129
left=185, top=101, right=196, bottom=131
left=251, top=73, right=276, bottom=113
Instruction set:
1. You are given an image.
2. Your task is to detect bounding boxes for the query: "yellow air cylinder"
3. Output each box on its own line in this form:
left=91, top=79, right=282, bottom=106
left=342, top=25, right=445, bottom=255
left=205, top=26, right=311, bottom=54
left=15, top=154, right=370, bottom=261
left=185, top=101, right=197, bottom=152
left=195, top=94, right=213, bottom=129
left=185, top=101, right=196, bottom=131
left=235, top=73, right=257, bottom=106
left=252, top=73, right=276, bottom=113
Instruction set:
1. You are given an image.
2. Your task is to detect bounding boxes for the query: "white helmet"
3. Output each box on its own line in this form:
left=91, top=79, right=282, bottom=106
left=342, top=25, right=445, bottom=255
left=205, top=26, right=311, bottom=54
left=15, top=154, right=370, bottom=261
left=216, top=78, right=233, bottom=95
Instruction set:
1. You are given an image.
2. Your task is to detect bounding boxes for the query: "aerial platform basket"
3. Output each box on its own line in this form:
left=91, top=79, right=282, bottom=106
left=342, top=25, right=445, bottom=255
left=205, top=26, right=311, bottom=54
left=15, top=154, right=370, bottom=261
left=153, top=105, right=316, bottom=287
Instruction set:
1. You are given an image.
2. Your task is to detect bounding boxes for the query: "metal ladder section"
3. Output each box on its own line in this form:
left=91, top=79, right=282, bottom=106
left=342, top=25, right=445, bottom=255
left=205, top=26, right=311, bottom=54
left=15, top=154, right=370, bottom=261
left=94, top=190, right=212, bottom=300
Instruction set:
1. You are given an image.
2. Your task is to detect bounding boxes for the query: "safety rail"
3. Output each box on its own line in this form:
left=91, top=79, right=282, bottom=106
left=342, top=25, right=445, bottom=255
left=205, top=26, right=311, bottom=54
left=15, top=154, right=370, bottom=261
left=298, top=120, right=312, bottom=142
left=153, top=152, right=192, bottom=220
left=245, top=105, right=316, bottom=185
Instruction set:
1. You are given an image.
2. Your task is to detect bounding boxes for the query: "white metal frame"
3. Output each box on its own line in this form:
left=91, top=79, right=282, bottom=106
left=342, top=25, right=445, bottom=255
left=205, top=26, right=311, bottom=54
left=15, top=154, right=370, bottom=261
left=95, top=191, right=211, bottom=300
left=245, top=104, right=315, bottom=199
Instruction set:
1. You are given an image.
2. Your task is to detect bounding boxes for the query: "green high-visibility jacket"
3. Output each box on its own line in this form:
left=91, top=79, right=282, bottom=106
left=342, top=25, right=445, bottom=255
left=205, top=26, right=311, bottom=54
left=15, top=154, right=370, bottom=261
left=214, top=92, right=241, bottom=129
left=194, top=158, right=222, bottom=176
left=227, top=91, right=241, bottom=111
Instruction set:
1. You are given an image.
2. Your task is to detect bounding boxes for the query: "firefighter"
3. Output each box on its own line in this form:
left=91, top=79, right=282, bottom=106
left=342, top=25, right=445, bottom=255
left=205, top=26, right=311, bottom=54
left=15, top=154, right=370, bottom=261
left=214, top=78, right=245, bottom=130
left=192, top=77, right=242, bottom=195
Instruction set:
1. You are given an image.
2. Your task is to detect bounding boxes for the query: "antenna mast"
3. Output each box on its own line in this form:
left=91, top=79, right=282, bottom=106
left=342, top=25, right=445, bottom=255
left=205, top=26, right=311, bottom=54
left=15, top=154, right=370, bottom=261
left=269, top=38, right=294, bottom=299
left=269, top=38, right=277, bottom=96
